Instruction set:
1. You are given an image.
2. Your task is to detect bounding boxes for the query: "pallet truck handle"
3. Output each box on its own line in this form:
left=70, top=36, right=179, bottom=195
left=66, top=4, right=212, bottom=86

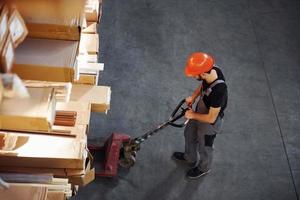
left=169, top=99, right=189, bottom=128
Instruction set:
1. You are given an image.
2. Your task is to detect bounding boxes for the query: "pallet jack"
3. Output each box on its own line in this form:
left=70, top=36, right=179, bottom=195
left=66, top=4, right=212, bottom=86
left=88, top=99, right=189, bottom=177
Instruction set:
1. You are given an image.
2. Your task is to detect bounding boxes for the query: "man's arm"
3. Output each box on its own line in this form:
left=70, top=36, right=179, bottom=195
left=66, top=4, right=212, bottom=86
left=186, top=85, right=202, bottom=106
left=192, top=85, right=202, bottom=100
left=185, top=106, right=221, bottom=124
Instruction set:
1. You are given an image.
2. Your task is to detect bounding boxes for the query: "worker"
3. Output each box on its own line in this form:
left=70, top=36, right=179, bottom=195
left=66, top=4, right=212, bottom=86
left=172, top=52, right=228, bottom=179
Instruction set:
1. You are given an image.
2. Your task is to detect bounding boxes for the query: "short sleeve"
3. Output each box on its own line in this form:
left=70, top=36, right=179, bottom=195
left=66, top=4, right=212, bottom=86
left=209, top=84, right=227, bottom=108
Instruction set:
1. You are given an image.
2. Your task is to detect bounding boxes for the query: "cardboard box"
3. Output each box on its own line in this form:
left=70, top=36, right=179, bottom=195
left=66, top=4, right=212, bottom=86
left=70, top=85, right=111, bottom=113
left=26, top=23, right=80, bottom=41
left=85, top=0, right=100, bottom=22
left=24, top=80, right=72, bottom=102
left=12, top=0, right=86, bottom=41
left=68, top=168, right=95, bottom=186
left=13, top=38, right=79, bottom=82
left=0, top=88, right=55, bottom=132
left=75, top=74, right=97, bottom=85
left=79, top=33, right=99, bottom=55
left=46, top=191, right=66, bottom=200
left=0, top=183, right=48, bottom=200
left=68, top=157, right=94, bottom=186
left=0, top=131, right=85, bottom=169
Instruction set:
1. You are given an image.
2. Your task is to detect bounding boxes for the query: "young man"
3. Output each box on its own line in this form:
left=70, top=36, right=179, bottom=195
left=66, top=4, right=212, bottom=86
left=172, top=52, right=228, bottom=179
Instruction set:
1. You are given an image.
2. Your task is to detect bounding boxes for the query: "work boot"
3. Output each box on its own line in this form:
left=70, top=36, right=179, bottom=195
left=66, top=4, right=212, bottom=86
left=186, top=167, right=211, bottom=179
left=172, top=152, right=196, bottom=167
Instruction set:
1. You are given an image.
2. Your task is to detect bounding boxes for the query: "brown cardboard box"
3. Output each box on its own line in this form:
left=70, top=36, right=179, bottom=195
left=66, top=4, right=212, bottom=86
left=68, top=168, right=95, bottom=186
left=68, top=158, right=94, bottom=186
left=12, top=0, right=86, bottom=41
left=75, top=74, right=97, bottom=85
left=0, top=183, right=48, bottom=200
left=85, top=0, right=100, bottom=22
left=13, top=38, right=79, bottom=82
left=46, top=191, right=66, bottom=200
left=23, top=80, right=72, bottom=102
left=0, top=131, right=85, bottom=169
left=0, top=88, right=56, bottom=132
left=70, top=84, right=111, bottom=113
left=75, top=62, right=104, bottom=85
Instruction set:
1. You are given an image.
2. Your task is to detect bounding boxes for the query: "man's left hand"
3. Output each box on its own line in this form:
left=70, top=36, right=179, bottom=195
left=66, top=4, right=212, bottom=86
left=185, top=109, right=195, bottom=119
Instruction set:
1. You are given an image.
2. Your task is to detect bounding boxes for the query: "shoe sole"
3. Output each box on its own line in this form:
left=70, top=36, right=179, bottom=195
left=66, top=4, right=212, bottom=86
left=187, top=169, right=211, bottom=179
left=172, top=156, right=196, bottom=167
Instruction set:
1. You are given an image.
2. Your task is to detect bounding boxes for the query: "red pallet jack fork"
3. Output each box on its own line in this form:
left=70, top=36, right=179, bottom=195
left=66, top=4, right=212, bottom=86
left=88, top=133, right=130, bottom=177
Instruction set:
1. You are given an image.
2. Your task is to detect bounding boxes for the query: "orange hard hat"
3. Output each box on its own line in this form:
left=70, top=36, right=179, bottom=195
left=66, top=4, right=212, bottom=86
left=185, top=52, right=214, bottom=76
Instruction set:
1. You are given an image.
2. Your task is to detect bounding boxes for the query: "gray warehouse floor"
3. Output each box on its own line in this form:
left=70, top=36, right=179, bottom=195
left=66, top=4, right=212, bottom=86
left=73, top=0, right=300, bottom=199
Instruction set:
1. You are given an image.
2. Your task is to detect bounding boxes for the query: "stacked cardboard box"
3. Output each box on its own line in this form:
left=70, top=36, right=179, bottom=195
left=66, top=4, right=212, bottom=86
left=0, top=87, right=56, bottom=132
left=0, top=0, right=111, bottom=199
left=10, top=0, right=105, bottom=85
left=85, top=0, right=103, bottom=24
left=0, top=173, right=72, bottom=200
left=11, top=0, right=86, bottom=41
left=0, top=3, right=28, bottom=75
left=1, top=4, right=26, bottom=73
left=0, top=2, right=28, bottom=106
left=75, top=0, right=105, bottom=85
left=10, top=0, right=83, bottom=82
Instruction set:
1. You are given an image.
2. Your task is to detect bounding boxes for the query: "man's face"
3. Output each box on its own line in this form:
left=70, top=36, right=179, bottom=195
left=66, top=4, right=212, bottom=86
left=196, top=75, right=203, bottom=81
left=188, top=74, right=204, bottom=81
left=194, top=74, right=204, bottom=81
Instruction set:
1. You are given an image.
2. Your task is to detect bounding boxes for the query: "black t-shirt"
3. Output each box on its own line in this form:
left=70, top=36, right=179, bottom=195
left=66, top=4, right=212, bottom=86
left=202, top=66, right=228, bottom=117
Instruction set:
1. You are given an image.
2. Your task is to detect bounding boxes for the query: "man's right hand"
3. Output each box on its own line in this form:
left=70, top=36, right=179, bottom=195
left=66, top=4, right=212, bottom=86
left=185, top=96, right=195, bottom=107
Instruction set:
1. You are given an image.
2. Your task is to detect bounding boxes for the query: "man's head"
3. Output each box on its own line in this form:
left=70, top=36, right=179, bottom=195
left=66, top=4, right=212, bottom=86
left=185, top=52, right=214, bottom=81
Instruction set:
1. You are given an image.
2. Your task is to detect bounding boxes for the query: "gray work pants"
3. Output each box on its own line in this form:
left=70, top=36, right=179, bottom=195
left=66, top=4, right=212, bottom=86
left=184, top=100, right=223, bottom=171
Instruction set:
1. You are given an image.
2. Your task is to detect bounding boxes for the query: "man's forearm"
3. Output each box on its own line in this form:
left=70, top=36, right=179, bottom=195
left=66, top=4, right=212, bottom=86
left=192, top=113, right=215, bottom=124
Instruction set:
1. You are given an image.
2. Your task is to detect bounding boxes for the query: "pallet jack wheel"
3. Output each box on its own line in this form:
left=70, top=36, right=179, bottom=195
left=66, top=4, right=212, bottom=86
left=132, top=151, right=137, bottom=157
left=119, top=155, right=136, bottom=168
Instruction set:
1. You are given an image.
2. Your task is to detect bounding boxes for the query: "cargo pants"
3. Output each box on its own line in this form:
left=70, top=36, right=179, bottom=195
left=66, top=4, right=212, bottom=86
left=184, top=99, right=223, bottom=171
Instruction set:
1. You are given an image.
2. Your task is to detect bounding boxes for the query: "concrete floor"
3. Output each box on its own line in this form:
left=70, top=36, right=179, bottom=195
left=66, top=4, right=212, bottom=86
left=73, top=0, right=300, bottom=199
